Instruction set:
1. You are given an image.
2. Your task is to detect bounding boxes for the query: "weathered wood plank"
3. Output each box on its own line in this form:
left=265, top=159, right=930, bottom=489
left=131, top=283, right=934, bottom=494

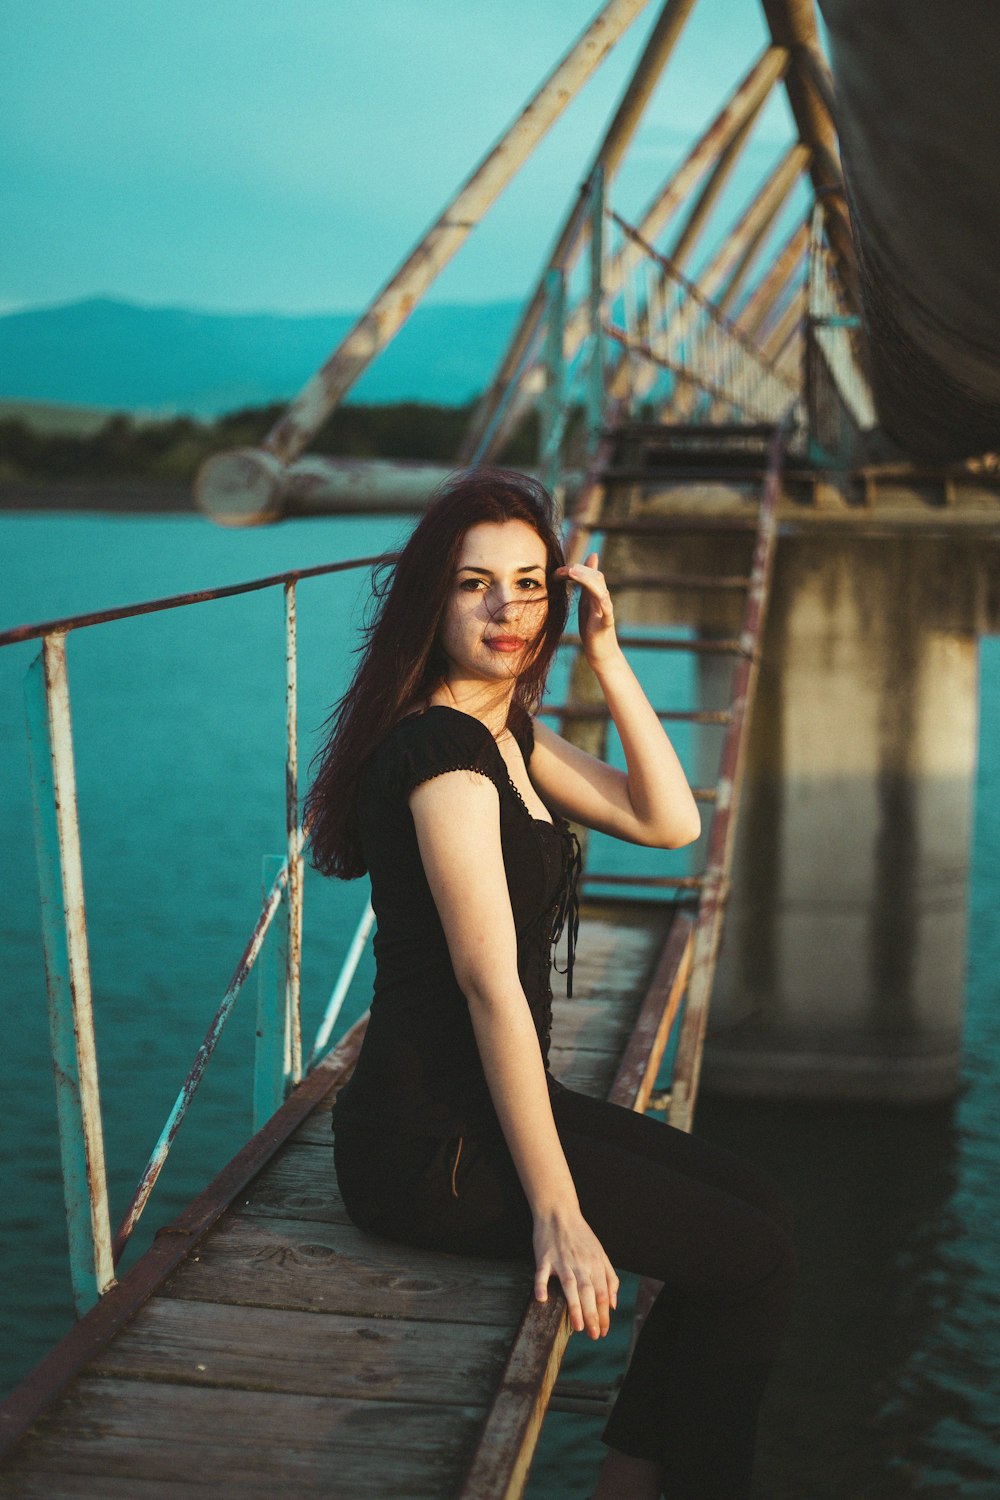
left=254, top=1142, right=347, bottom=1213
left=459, top=1297, right=571, bottom=1500
left=548, top=996, right=638, bottom=1053
left=546, top=1050, right=619, bottom=1095
left=0, top=1015, right=371, bottom=1462
left=1, top=1475, right=186, bottom=1499
left=292, top=1100, right=341, bottom=1146
left=233, top=1141, right=349, bottom=1224
left=0, top=1381, right=484, bottom=1499
left=293, top=1051, right=625, bottom=1148
left=161, top=1213, right=532, bottom=1327
left=292, top=907, right=665, bottom=1146
left=0, top=900, right=677, bottom=1500
left=92, top=1298, right=511, bottom=1406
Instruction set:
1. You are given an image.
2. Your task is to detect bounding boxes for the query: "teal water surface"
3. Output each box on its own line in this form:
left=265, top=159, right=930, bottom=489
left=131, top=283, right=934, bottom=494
left=1, top=510, right=998, bottom=1498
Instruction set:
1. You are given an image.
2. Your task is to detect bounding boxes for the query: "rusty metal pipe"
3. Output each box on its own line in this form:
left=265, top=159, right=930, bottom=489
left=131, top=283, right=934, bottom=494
left=761, top=285, right=807, bottom=363
left=24, top=636, right=115, bottom=1312
left=605, top=112, right=803, bottom=405
left=0, top=554, right=395, bottom=649
left=681, top=144, right=809, bottom=317
left=284, top=582, right=303, bottom=1087
left=669, top=426, right=786, bottom=1132
left=715, top=165, right=805, bottom=316
left=112, top=857, right=293, bottom=1260
left=759, top=0, right=858, bottom=309
left=664, top=109, right=762, bottom=273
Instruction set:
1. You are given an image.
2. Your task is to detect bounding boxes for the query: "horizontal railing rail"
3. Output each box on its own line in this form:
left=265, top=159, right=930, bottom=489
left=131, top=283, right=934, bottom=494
left=0, top=555, right=396, bottom=648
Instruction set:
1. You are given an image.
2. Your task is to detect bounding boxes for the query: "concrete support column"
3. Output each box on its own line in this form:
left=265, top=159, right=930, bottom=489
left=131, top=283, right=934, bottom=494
left=702, top=534, right=979, bottom=1101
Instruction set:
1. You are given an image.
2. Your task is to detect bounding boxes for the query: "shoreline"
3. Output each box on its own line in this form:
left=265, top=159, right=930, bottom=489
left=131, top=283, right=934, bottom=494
left=0, top=479, right=197, bottom=513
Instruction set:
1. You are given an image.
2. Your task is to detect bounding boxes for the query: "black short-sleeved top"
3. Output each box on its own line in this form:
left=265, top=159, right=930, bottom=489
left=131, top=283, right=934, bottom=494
left=330, top=705, right=581, bottom=1140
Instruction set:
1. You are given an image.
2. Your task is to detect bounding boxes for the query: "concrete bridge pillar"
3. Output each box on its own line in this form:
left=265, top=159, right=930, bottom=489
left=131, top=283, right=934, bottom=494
left=610, top=481, right=998, bottom=1104
left=701, top=533, right=980, bottom=1102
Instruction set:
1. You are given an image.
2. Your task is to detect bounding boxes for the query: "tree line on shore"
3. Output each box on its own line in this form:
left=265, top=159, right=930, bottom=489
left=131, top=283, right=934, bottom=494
left=0, top=400, right=539, bottom=483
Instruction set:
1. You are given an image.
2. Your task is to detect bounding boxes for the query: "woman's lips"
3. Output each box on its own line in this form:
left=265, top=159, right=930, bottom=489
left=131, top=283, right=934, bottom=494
left=486, top=636, right=525, bottom=653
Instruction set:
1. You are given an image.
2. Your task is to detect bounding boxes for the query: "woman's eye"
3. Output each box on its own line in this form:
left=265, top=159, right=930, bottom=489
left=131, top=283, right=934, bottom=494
left=459, top=578, right=485, bottom=592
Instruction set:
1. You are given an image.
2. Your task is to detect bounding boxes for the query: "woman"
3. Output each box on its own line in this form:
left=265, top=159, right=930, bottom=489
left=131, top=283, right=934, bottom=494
left=305, top=467, right=795, bottom=1500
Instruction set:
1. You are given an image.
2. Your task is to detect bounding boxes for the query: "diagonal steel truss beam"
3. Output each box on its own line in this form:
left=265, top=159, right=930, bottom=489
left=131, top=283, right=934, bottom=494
left=759, top=0, right=859, bottom=311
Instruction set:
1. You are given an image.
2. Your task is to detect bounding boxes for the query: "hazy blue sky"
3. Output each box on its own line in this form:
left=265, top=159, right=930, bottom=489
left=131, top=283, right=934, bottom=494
left=2, top=1, right=804, bottom=316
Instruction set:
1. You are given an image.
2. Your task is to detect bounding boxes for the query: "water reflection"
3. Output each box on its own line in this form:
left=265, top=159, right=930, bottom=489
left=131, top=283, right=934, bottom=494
left=694, top=1086, right=999, bottom=1497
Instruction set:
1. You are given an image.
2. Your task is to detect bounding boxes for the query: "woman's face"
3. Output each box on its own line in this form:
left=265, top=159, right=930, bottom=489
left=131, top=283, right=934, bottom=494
left=437, top=519, right=550, bottom=689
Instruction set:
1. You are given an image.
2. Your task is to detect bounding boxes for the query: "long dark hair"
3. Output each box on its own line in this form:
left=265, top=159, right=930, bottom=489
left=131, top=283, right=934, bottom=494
left=304, top=466, right=569, bottom=879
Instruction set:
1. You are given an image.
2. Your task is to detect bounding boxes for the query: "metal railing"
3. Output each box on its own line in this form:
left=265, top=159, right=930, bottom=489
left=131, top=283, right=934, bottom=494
left=606, top=210, right=801, bottom=425
left=1, top=554, right=392, bottom=1313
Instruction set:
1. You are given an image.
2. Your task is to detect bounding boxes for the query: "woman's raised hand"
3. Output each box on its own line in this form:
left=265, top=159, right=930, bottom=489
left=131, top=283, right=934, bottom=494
left=555, top=552, right=620, bottom=670
left=533, top=1205, right=620, bottom=1339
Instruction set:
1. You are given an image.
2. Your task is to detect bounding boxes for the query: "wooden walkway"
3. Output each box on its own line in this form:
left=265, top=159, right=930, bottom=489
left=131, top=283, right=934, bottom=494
left=0, top=898, right=691, bottom=1500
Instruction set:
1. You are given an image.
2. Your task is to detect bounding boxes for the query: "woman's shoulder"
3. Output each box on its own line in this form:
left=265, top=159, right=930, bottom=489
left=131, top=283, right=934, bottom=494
left=390, top=704, right=494, bottom=753
left=373, top=705, right=502, bottom=801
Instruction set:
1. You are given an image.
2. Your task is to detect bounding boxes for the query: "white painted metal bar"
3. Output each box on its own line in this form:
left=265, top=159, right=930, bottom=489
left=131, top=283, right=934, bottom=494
left=308, top=896, right=377, bottom=1071
left=23, top=637, right=115, bottom=1313
left=284, top=581, right=303, bottom=1086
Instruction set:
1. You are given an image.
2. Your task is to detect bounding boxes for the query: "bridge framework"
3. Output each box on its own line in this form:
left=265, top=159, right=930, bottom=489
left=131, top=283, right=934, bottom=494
left=191, top=0, right=998, bottom=1106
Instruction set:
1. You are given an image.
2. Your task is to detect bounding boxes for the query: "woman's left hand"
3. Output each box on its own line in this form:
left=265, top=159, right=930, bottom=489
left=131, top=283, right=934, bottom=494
left=555, top=552, right=620, bottom=670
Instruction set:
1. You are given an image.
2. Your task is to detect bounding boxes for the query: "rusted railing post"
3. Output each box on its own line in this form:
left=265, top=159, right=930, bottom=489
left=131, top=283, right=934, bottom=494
left=24, top=636, right=115, bottom=1314
left=284, top=581, right=303, bottom=1086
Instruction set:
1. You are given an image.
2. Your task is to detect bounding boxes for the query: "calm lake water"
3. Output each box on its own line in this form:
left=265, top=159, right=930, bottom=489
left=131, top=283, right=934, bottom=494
left=1, top=509, right=998, bottom=1497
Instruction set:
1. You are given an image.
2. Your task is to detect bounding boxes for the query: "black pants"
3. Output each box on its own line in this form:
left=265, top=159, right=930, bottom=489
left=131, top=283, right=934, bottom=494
left=333, top=1082, right=796, bottom=1500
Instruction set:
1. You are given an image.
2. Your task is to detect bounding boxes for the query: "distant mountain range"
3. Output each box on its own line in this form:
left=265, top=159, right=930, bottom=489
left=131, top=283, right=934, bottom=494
left=0, top=296, right=525, bottom=418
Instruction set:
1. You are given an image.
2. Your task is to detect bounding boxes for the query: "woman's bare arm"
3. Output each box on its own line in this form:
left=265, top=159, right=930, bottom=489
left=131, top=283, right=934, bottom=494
left=530, top=553, right=701, bottom=847
left=410, top=767, right=619, bottom=1338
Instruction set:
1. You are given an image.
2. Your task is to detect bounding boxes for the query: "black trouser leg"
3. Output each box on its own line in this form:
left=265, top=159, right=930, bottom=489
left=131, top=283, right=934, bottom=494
left=549, top=1085, right=797, bottom=1500
left=333, top=1085, right=796, bottom=1499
